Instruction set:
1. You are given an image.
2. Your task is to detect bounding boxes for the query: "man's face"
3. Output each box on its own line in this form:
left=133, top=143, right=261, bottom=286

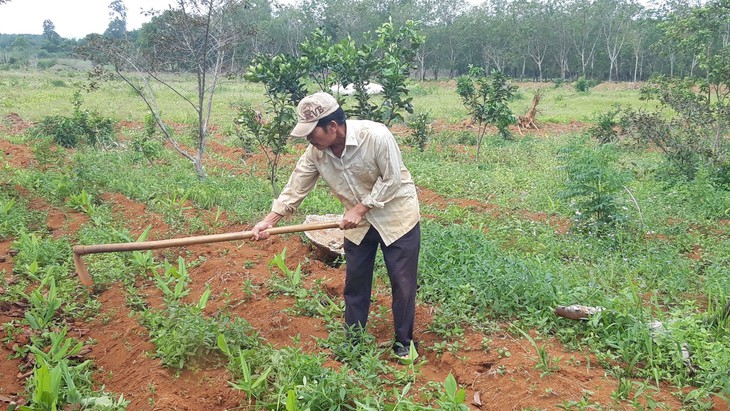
left=306, top=121, right=337, bottom=150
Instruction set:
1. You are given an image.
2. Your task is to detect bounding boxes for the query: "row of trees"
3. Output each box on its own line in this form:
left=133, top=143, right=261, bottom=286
left=1, top=0, right=728, bottom=82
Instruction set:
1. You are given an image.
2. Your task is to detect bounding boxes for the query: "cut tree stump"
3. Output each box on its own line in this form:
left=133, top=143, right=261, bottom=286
left=517, top=89, right=543, bottom=135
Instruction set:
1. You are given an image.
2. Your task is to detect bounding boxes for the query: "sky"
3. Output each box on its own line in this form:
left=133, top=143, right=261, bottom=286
left=0, top=0, right=179, bottom=39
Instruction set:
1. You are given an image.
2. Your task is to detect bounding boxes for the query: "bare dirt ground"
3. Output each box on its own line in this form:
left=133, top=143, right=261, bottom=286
left=0, top=117, right=717, bottom=410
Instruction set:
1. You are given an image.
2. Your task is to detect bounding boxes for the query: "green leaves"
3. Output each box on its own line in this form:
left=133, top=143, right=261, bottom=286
left=438, top=373, right=469, bottom=411
left=456, top=67, right=518, bottom=161
left=23, top=277, right=62, bottom=331
left=268, top=248, right=301, bottom=286
left=153, top=256, right=191, bottom=303
left=32, top=91, right=116, bottom=149
left=245, top=53, right=308, bottom=105
left=558, top=139, right=631, bottom=235
left=228, top=349, right=273, bottom=403
left=20, top=358, right=63, bottom=411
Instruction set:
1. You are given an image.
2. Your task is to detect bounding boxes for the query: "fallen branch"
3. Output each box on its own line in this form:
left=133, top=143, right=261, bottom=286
left=554, top=304, right=604, bottom=320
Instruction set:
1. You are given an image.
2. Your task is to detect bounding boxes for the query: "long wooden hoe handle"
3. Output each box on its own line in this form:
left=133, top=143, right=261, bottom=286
left=73, top=221, right=341, bottom=286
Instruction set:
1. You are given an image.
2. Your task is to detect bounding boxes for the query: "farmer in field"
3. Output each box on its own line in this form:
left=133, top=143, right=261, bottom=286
left=251, top=92, right=421, bottom=359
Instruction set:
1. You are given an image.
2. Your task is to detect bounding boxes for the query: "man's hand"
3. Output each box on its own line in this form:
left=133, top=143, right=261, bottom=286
left=340, top=203, right=370, bottom=230
left=251, top=220, right=273, bottom=240
left=251, top=212, right=283, bottom=240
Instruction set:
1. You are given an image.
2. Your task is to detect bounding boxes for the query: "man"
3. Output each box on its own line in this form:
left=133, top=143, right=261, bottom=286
left=251, top=92, right=421, bottom=359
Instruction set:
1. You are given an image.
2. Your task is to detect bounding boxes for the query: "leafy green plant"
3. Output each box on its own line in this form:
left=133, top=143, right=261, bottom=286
left=32, top=90, right=115, bottom=148
left=267, top=248, right=303, bottom=295
left=558, top=139, right=631, bottom=235
left=27, top=327, right=84, bottom=366
left=404, top=111, right=432, bottom=152
left=130, top=132, right=164, bottom=164
left=456, top=66, right=518, bottom=161
left=574, top=77, right=599, bottom=93
left=66, top=189, right=97, bottom=215
left=437, top=373, right=469, bottom=411
left=128, top=226, right=159, bottom=275
left=233, top=100, right=296, bottom=196
left=557, top=389, right=601, bottom=410
left=141, top=294, right=258, bottom=370
left=0, top=194, right=41, bottom=239
left=286, top=390, right=300, bottom=411
left=30, top=138, right=66, bottom=169
left=152, top=188, right=192, bottom=220
left=243, top=20, right=424, bottom=194
left=589, top=106, right=622, bottom=144
left=218, top=335, right=272, bottom=404
left=23, top=277, right=62, bottom=331
left=620, top=77, right=730, bottom=185
left=653, top=0, right=730, bottom=185
left=19, top=357, right=63, bottom=411
left=11, top=232, right=71, bottom=276
left=393, top=342, right=423, bottom=384
left=515, top=327, right=560, bottom=377
left=152, top=256, right=191, bottom=304
left=367, top=19, right=425, bottom=126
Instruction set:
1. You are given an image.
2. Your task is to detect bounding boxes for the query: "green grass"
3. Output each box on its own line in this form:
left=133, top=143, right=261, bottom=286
left=1, top=67, right=655, bottom=127
left=509, top=83, right=658, bottom=124
left=1, top=69, right=729, bottom=409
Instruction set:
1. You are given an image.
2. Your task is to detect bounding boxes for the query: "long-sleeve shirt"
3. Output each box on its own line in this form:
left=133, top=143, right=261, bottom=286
left=272, top=119, right=420, bottom=246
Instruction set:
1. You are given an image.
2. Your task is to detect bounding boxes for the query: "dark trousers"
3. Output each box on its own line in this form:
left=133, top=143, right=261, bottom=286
left=343, top=223, right=420, bottom=346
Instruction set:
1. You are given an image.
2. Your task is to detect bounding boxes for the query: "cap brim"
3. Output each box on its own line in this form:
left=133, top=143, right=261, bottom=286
left=290, top=121, right=317, bottom=138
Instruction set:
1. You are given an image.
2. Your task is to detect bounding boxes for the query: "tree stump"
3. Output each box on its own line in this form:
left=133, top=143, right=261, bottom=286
left=517, top=90, right=543, bottom=135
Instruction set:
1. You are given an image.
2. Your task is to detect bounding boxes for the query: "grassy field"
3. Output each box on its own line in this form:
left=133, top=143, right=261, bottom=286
left=0, top=67, right=657, bottom=126
left=1, top=66, right=729, bottom=410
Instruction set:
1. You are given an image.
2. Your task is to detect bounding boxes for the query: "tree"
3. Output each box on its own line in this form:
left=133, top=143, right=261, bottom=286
left=9, top=35, right=34, bottom=66
left=42, top=20, right=62, bottom=53
left=240, top=52, right=306, bottom=195
left=567, top=0, right=601, bottom=79
left=104, top=0, right=128, bottom=39
left=599, top=0, right=641, bottom=81
left=78, top=0, right=249, bottom=179
left=617, top=0, right=729, bottom=184
left=244, top=19, right=424, bottom=193
left=456, top=67, right=518, bottom=162
left=551, top=1, right=572, bottom=81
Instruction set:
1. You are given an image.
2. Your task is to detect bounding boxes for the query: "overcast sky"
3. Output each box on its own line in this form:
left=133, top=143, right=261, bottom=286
left=0, top=0, right=178, bottom=39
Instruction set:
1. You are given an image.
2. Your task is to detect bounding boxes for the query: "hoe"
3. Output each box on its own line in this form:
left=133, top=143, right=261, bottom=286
left=72, top=221, right=341, bottom=286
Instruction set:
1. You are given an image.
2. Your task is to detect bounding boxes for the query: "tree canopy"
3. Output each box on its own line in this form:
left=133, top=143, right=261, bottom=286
left=2, top=0, right=728, bottom=82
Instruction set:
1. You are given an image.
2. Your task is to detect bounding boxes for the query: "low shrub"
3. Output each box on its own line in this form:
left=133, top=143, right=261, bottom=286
left=32, top=91, right=115, bottom=148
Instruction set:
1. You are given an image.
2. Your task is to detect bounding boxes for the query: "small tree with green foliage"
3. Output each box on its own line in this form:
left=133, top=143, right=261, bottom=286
left=456, top=66, right=518, bottom=161
left=589, top=106, right=622, bottom=144
left=78, top=0, right=249, bottom=179
left=242, top=53, right=307, bottom=195
left=298, top=20, right=425, bottom=126
left=559, top=139, right=631, bottom=236
left=243, top=20, right=424, bottom=193
left=404, top=111, right=432, bottom=152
